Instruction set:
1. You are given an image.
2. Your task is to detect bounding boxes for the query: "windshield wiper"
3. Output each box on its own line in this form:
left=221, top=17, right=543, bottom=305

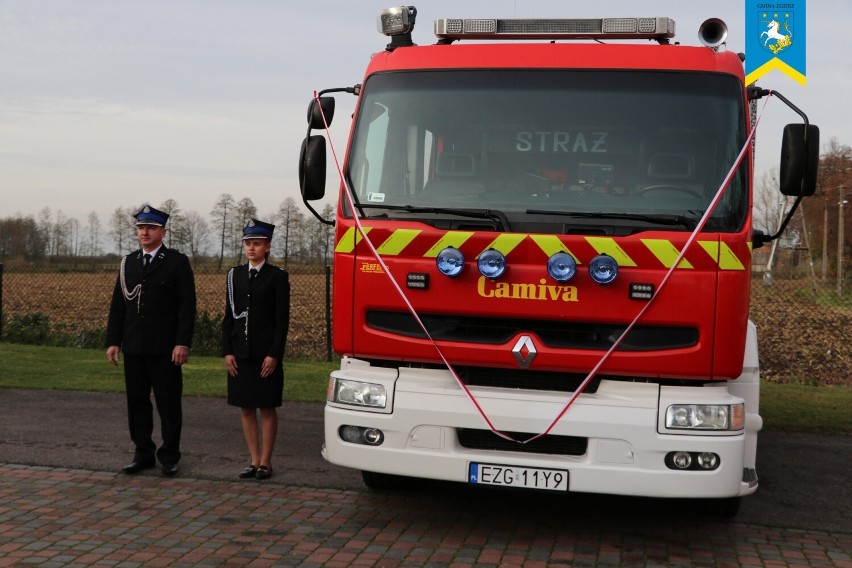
left=359, top=204, right=509, bottom=231
left=526, top=210, right=700, bottom=230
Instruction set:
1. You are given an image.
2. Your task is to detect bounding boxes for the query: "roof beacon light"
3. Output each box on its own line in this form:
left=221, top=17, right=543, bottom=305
left=379, top=6, right=417, bottom=43
left=589, top=254, right=619, bottom=285
left=434, top=16, right=675, bottom=43
left=477, top=248, right=507, bottom=279
left=436, top=246, right=465, bottom=277
left=547, top=252, right=577, bottom=282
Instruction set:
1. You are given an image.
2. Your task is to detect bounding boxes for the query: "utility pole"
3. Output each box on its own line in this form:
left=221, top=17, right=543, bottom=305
left=839, top=185, right=847, bottom=296
left=822, top=201, right=828, bottom=281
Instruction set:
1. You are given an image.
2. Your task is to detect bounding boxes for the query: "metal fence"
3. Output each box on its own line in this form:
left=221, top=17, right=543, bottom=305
left=751, top=244, right=852, bottom=386
left=0, top=261, right=850, bottom=385
left=0, top=262, right=332, bottom=361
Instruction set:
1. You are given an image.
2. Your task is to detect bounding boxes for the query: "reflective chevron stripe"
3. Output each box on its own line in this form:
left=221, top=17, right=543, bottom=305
left=334, top=226, right=371, bottom=253
left=699, top=241, right=746, bottom=270
left=584, top=236, right=638, bottom=267
left=335, top=226, right=748, bottom=270
left=528, top=235, right=582, bottom=264
left=377, top=229, right=421, bottom=255
left=641, top=238, right=695, bottom=269
left=423, top=231, right=475, bottom=257
left=480, top=233, right=527, bottom=257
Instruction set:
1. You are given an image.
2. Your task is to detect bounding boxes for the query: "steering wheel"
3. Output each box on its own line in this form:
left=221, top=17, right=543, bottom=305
left=634, top=184, right=705, bottom=199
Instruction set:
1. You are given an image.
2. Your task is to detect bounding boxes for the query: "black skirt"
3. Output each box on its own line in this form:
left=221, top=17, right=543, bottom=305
left=227, top=359, right=284, bottom=408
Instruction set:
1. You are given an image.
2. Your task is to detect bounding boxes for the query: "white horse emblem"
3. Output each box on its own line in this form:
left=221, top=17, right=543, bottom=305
left=760, top=19, right=792, bottom=54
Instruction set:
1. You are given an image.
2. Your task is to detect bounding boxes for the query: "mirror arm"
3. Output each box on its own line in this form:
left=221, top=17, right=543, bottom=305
left=303, top=198, right=335, bottom=226
left=748, top=86, right=810, bottom=131
left=754, top=194, right=804, bottom=248
left=318, top=84, right=361, bottom=98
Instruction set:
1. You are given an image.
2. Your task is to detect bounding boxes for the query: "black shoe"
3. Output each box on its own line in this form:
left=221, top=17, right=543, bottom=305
left=161, top=463, right=179, bottom=476
left=238, top=465, right=258, bottom=479
left=121, top=460, right=155, bottom=475
left=255, top=466, right=272, bottom=480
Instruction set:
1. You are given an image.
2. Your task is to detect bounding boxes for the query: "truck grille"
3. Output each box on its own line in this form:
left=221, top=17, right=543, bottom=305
left=366, top=310, right=698, bottom=351
left=458, top=365, right=602, bottom=393
left=457, top=428, right=587, bottom=456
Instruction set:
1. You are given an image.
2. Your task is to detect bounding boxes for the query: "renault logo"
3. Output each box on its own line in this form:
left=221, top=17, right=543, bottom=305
left=512, top=335, right=537, bottom=368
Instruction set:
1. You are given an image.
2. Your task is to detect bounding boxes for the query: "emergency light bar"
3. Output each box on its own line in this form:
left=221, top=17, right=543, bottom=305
left=434, top=17, right=675, bottom=42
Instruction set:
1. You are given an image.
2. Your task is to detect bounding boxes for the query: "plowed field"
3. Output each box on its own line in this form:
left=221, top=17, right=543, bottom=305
left=2, top=271, right=329, bottom=359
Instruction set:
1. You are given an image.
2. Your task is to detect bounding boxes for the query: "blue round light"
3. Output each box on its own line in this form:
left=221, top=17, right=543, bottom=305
left=546, top=252, right=577, bottom=282
left=477, top=248, right=506, bottom=279
left=436, top=246, right=465, bottom=277
left=589, top=254, right=619, bottom=285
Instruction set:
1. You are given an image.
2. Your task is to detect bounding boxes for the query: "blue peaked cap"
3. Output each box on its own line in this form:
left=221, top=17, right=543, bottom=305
left=242, top=218, right=275, bottom=240
left=134, top=205, right=169, bottom=227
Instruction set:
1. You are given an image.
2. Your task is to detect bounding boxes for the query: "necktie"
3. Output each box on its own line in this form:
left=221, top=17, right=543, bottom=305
left=143, top=253, right=152, bottom=268
left=249, top=268, right=258, bottom=280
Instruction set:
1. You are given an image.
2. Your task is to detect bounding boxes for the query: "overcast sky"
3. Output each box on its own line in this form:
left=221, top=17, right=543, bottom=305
left=1, top=0, right=848, bottom=228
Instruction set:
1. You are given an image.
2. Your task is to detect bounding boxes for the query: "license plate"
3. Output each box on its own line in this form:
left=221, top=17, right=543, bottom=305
left=469, top=462, right=568, bottom=491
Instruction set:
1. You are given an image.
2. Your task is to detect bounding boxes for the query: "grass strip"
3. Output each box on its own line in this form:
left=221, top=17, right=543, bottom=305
left=1, top=343, right=849, bottom=433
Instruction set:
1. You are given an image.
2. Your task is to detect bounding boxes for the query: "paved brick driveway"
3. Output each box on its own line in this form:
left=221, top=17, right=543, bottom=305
left=1, top=463, right=850, bottom=567
left=1, top=389, right=850, bottom=566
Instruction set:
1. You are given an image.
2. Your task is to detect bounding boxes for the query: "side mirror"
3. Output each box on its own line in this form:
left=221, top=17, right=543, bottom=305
left=299, top=135, right=327, bottom=201
left=307, top=97, right=335, bottom=129
left=780, top=123, right=819, bottom=197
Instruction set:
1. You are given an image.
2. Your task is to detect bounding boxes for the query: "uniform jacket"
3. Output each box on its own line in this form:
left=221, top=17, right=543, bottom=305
left=105, top=247, right=197, bottom=355
left=222, top=263, right=290, bottom=361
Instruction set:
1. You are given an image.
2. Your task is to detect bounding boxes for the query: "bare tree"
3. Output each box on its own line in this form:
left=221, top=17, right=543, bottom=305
left=304, top=203, right=336, bottom=263
left=753, top=170, right=790, bottom=234
left=0, top=215, right=46, bottom=259
left=210, top=194, right=236, bottom=270
left=108, top=206, right=137, bottom=255
left=181, top=211, right=210, bottom=265
left=37, top=207, right=52, bottom=256
left=231, top=197, right=258, bottom=265
left=85, top=211, right=102, bottom=257
left=813, top=138, right=852, bottom=279
left=276, top=197, right=305, bottom=267
left=52, top=210, right=68, bottom=257
left=67, top=217, right=81, bottom=258
left=318, top=203, right=335, bottom=263
left=159, top=199, right=183, bottom=250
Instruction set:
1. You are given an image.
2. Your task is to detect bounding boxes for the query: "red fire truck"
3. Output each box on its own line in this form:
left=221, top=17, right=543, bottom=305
left=299, top=7, right=818, bottom=515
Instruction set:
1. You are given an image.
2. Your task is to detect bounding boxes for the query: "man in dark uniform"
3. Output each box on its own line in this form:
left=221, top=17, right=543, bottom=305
left=106, top=205, right=197, bottom=476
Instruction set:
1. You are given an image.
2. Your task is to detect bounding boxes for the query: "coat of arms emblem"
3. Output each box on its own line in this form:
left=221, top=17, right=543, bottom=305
left=759, top=12, right=793, bottom=55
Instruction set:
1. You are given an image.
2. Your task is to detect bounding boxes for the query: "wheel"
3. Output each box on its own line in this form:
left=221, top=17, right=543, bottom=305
left=361, top=470, right=413, bottom=491
left=634, top=184, right=705, bottom=199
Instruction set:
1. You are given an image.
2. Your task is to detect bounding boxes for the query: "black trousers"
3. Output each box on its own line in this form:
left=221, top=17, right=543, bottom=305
left=123, top=354, right=183, bottom=465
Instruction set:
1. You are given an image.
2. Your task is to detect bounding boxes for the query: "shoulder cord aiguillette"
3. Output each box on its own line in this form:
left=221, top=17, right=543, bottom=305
left=227, top=268, right=249, bottom=341
left=119, top=256, right=142, bottom=312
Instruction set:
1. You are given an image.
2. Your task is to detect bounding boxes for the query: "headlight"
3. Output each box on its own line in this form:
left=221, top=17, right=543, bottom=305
left=477, top=248, right=506, bottom=279
left=588, top=254, right=618, bottom=285
left=436, top=246, right=465, bottom=277
left=547, top=251, right=577, bottom=282
left=331, top=378, right=387, bottom=408
left=665, top=404, right=744, bottom=431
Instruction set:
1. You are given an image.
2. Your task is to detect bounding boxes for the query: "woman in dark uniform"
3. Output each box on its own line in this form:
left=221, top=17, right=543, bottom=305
left=222, top=219, right=290, bottom=480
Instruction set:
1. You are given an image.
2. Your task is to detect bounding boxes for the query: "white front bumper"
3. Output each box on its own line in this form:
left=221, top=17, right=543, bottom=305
left=323, top=361, right=758, bottom=499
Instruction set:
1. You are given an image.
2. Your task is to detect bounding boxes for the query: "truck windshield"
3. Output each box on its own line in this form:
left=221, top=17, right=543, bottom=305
left=347, top=70, right=748, bottom=232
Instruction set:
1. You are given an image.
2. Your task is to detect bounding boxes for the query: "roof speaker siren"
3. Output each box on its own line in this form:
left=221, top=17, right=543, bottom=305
left=698, top=18, right=728, bottom=50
